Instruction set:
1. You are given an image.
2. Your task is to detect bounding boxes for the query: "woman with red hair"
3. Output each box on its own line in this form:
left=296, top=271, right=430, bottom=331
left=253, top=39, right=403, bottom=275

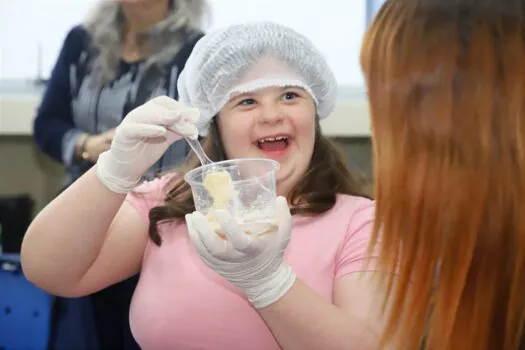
left=361, top=0, right=525, bottom=349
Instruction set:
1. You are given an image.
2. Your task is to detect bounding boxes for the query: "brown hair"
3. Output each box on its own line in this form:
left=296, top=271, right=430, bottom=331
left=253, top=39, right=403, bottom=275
left=361, top=1, right=525, bottom=349
left=147, top=117, right=369, bottom=245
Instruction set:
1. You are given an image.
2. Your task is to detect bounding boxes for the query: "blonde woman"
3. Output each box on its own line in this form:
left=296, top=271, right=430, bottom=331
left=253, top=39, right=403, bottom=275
left=32, top=1, right=208, bottom=348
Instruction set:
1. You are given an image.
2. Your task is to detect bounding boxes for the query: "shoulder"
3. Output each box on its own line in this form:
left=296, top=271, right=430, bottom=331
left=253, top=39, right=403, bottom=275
left=59, top=25, right=90, bottom=62
left=288, top=195, right=377, bottom=277
left=183, top=30, right=205, bottom=50
left=334, top=194, right=374, bottom=213
left=336, top=194, right=375, bottom=222
left=130, top=172, right=181, bottom=198
left=293, top=194, right=375, bottom=240
left=318, top=194, right=375, bottom=247
left=63, top=25, right=89, bottom=48
left=332, top=195, right=378, bottom=276
left=327, top=194, right=375, bottom=228
left=332, top=194, right=375, bottom=241
left=67, top=25, right=88, bottom=39
left=171, top=31, right=205, bottom=66
left=125, top=173, right=181, bottom=218
left=294, top=194, right=374, bottom=226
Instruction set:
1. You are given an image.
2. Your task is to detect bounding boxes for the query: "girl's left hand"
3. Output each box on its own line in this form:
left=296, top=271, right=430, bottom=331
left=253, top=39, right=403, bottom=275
left=185, top=196, right=296, bottom=308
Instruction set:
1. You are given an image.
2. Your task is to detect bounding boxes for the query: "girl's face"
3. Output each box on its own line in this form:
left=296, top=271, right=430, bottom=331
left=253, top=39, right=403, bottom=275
left=217, top=86, right=317, bottom=196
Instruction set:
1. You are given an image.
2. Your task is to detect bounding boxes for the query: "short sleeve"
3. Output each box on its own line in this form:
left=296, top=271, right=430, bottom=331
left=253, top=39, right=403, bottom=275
left=125, top=175, right=176, bottom=222
left=334, top=199, right=379, bottom=278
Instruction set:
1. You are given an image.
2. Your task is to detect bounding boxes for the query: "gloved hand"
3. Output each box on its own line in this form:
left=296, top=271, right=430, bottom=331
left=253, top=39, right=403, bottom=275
left=185, top=196, right=296, bottom=309
left=96, top=96, right=199, bottom=193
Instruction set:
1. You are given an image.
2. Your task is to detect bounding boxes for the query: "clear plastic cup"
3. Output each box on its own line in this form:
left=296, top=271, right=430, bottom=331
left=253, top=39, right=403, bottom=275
left=184, top=158, right=280, bottom=236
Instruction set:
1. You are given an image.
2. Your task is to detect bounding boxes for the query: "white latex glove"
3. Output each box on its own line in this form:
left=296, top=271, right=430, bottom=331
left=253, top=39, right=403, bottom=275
left=96, top=96, right=199, bottom=193
left=185, top=196, right=297, bottom=309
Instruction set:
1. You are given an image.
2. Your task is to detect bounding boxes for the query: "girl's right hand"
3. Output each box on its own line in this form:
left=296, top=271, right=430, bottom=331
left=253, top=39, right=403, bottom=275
left=96, top=95, right=199, bottom=193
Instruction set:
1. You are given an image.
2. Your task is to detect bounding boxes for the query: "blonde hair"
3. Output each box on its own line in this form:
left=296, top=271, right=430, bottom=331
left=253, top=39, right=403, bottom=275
left=84, top=0, right=209, bottom=84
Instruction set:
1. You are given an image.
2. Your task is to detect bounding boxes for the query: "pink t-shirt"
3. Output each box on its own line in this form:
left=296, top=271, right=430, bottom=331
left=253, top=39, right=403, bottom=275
left=125, top=176, right=377, bottom=350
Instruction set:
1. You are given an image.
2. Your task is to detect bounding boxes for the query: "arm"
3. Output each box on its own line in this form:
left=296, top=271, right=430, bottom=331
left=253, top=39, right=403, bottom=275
left=257, top=201, right=386, bottom=350
left=33, top=25, right=87, bottom=164
left=258, top=273, right=387, bottom=350
left=21, top=167, right=148, bottom=297
left=23, top=96, right=200, bottom=297
left=187, top=199, right=388, bottom=349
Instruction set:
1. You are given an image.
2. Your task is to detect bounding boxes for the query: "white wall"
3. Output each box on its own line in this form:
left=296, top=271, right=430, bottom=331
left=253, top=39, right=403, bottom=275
left=0, top=0, right=99, bottom=80
left=208, top=0, right=367, bottom=87
left=366, top=0, right=385, bottom=24
left=0, top=1, right=388, bottom=137
left=0, top=90, right=371, bottom=137
left=1, top=0, right=368, bottom=87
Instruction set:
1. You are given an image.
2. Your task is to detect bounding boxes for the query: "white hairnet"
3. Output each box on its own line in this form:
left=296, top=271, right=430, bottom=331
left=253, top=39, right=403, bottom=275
left=177, top=21, right=338, bottom=136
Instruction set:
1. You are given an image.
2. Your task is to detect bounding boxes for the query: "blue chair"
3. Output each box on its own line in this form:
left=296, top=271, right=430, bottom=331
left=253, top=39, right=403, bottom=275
left=0, top=253, right=53, bottom=350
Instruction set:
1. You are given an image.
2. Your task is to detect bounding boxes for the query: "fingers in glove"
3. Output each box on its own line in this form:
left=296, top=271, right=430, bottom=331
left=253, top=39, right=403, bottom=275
left=149, top=95, right=183, bottom=109
left=186, top=213, right=215, bottom=260
left=215, top=210, right=258, bottom=254
left=190, top=212, right=230, bottom=258
left=168, top=122, right=199, bottom=140
left=180, top=107, right=200, bottom=124
left=118, top=124, right=167, bottom=141
left=127, top=103, right=183, bottom=126
left=149, top=96, right=199, bottom=124
left=276, top=196, right=293, bottom=247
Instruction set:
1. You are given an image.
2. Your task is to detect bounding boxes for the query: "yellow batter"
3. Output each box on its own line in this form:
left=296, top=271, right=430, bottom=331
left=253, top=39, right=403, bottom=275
left=203, top=170, right=234, bottom=210
left=202, top=170, right=278, bottom=239
left=203, top=170, right=234, bottom=238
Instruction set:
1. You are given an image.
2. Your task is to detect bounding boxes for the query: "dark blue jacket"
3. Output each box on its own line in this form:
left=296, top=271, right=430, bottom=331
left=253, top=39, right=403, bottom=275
left=33, top=25, right=203, bottom=184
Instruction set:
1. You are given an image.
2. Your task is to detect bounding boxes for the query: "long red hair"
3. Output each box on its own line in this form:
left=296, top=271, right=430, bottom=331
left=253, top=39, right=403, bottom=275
left=361, top=1, right=525, bottom=349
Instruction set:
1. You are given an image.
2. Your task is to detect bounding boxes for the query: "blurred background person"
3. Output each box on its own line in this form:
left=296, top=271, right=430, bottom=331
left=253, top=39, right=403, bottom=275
left=34, top=0, right=208, bottom=187
left=31, top=0, right=209, bottom=348
left=361, top=0, right=525, bottom=349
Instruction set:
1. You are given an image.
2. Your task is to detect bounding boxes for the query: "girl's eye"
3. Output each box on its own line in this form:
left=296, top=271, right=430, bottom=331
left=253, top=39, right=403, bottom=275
left=238, top=98, right=256, bottom=106
left=282, top=91, right=299, bottom=100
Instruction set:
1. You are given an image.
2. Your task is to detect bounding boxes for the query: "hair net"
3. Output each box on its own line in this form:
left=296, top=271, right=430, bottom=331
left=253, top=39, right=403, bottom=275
left=177, top=21, right=338, bottom=136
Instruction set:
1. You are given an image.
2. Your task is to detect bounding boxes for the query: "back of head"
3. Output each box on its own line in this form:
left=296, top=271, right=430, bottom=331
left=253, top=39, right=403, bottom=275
left=361, top=0, right=525, bottom=349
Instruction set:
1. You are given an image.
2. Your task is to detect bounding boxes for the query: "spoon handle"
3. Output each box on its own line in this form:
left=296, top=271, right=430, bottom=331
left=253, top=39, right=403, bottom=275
left=185, top=137, right=213, bottom=165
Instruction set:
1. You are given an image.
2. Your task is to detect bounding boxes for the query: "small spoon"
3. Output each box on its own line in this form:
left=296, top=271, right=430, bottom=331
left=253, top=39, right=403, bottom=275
left=185, top=137, right=213, bottom=166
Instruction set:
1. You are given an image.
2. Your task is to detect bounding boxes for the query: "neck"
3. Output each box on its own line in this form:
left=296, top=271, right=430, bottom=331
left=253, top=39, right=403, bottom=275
left=121, top=0, right=169, bottom=33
